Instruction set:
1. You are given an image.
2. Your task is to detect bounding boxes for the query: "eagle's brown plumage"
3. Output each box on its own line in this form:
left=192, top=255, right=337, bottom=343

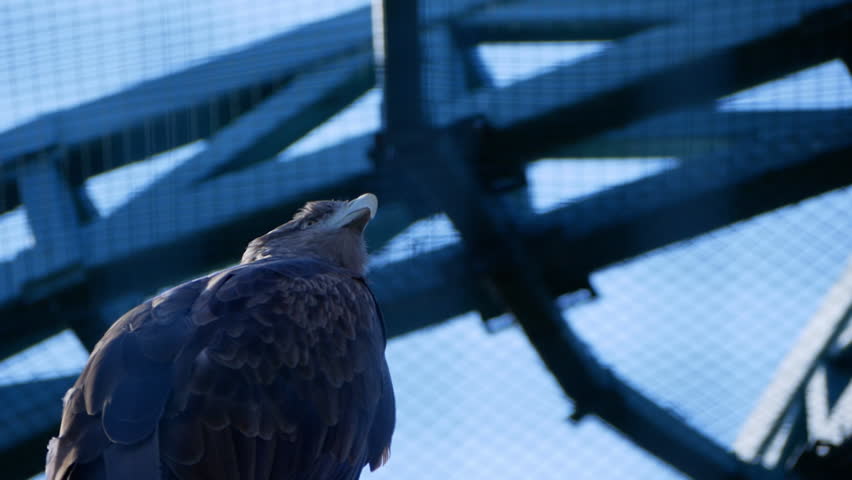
left=46, top=194, right=395, bottom=480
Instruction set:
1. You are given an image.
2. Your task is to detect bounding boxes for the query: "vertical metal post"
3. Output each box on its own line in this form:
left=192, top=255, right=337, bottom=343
left=15, top=149, right=82, bottom=277
left=374, top=0, right=426, bottom=137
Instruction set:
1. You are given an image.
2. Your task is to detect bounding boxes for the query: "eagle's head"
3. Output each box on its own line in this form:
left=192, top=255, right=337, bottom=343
left=241, top=193, right=378, bottom=275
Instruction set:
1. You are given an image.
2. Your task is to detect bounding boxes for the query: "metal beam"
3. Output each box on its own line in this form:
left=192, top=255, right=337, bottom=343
left=0, top=10, right=373, bottom=160
left=14, top=151, right=83, bottom=280
left=0, top=0, right=500, bottom=214
left=440, top=0, right=852, bottom=161
left=13, top=150, right=108, bottom=347
left=459, top=0, right=682, bottom=42
left=97, top=53, right=374, bottom=243
left=422, top=26, right=493, bottom=122
left=734, top=257, right=852, bottom=462
left=551, top=109, right=847, bottom=158
left=525, top=110, right=852, bottom=296
left=793, top=436, right=852, bottom=479
left=530, top=108, right=852, bottom=158
left=85, top=136, right=372, bottom=271
left=375, top=0, right=428, bottom=134
left=0, top=9, right=374, bottom=207
left=179, top=54, right=373, bottom=184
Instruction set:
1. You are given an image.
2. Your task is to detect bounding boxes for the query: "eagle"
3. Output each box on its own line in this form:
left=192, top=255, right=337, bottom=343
left=46, top=193, right=395, bottom=480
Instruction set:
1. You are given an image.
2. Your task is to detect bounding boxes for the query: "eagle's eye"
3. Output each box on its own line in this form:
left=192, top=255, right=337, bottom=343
left=302, top=219, right=318, bottom=229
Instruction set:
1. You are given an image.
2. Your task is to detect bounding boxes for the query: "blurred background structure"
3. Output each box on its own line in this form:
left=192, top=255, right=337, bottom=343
left=1, top=0, right=852, bottom=478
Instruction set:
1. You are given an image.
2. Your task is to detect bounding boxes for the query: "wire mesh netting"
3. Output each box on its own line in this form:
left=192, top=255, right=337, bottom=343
left=1, top=0, right=852, bottom=479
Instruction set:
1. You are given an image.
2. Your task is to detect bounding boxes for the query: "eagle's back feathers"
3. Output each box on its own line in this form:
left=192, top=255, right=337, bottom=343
left=47, top=258, right=394, bottom=480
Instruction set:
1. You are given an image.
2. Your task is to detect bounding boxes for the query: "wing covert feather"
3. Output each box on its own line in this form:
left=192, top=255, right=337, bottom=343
left=169, top=259, right=393, bottom=479
left=48, top=275, right=210, bottom=480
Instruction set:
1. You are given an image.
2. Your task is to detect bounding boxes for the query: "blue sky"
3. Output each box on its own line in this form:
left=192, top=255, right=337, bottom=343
left=1, top=1, right=852, bottom=478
